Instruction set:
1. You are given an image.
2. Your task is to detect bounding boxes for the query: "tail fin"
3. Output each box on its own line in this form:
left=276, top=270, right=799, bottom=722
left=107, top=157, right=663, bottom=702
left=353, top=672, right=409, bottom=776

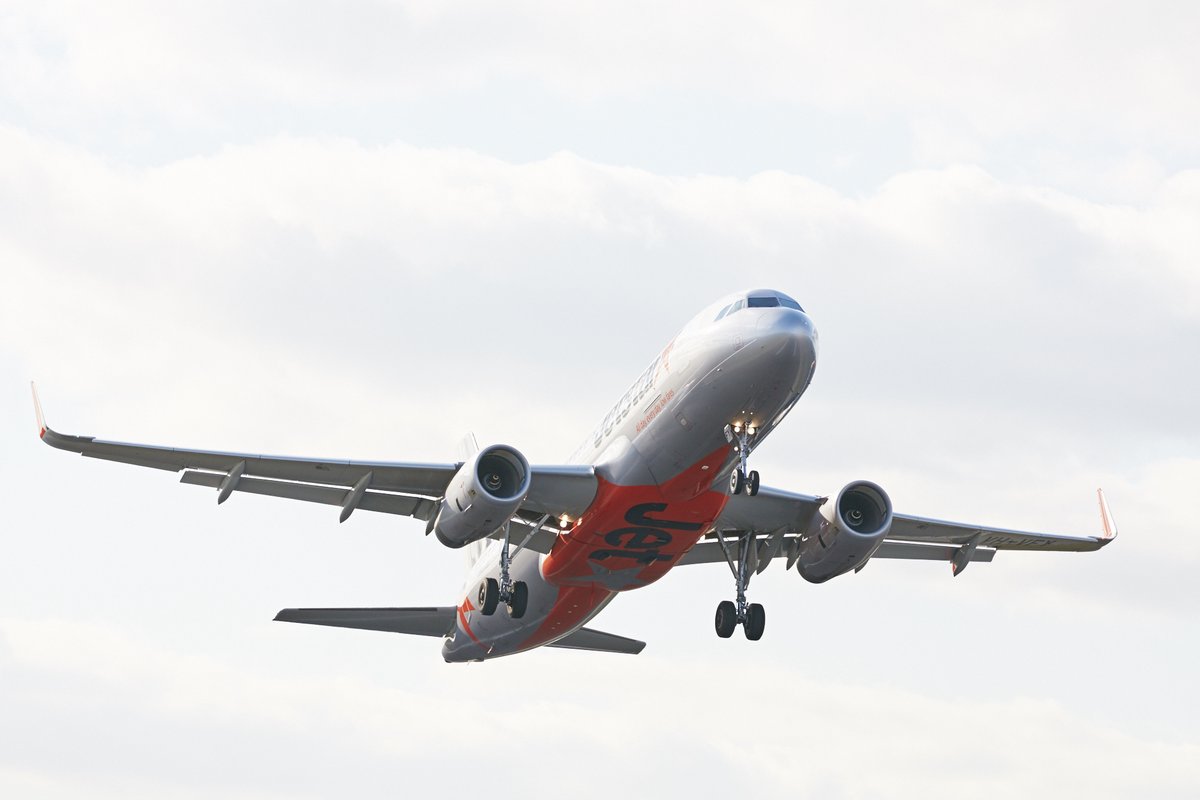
left=456, top=432, right=480, bottom=461
left=465, top=532, right=492, bottom=568
left=455, top=433, right=491, bottom=567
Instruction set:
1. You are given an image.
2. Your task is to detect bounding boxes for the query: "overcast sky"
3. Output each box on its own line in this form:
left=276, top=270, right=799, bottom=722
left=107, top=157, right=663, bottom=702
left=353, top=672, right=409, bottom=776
left=2, top=2, right=1198, bottom=797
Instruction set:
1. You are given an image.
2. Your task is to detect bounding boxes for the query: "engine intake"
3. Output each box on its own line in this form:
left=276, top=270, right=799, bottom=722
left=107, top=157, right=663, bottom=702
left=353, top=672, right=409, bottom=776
left=433, top=445, right=531, bottom=548
left=796, top=480, right=893, bottom=583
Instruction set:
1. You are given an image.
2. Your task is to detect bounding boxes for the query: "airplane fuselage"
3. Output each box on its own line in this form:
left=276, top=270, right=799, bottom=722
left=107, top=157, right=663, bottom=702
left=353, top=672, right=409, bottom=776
left=442, top=290, right=818, bottom=661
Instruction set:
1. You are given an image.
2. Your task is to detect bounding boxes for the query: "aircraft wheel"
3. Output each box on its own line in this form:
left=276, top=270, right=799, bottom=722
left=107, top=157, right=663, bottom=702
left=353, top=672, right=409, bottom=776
left=729, top=468, right=746, bottom=496
left=715, top=600, right=737, bottom=638
left=744, top=603, right=766, bottom=641
left=507, top=581, right=529, bottom=619
left=748, top=470, right=761, bottom=496
left=478, top=578, right=500, bottom=616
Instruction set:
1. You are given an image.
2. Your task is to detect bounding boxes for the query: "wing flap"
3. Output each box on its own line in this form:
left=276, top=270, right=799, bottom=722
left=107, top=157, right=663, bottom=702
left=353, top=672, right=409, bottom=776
left=873, top=540, right=997, bottom=563
left=547, top=627, right=646, bottom=655
left=274, top=607, right=456, bottom=637
left=679, top=538, right=998, bottom=568
left=888, top=514, right=1110, bottom=552
left=180, top=470, right=439, bottom=520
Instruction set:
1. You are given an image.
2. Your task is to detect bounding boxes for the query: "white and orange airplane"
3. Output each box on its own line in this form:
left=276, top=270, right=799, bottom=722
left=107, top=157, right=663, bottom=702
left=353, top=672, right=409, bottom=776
left=33, top=289, right=1116, bottom=661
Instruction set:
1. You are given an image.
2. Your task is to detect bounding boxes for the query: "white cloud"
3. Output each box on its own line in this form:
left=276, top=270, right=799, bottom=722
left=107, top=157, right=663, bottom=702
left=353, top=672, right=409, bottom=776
left=2, top=617, right=1197, bottom=799
left=2, top=4, right=1199, bottom=793
left=3, top=2, right=1198, bottom=191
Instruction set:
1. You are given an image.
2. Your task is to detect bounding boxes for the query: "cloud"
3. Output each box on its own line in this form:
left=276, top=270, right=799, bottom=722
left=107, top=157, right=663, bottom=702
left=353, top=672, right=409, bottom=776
left=1, top=617, right=1197, bottom=800
left=5, top=130, right=1198, bottom=450
left=4, top=126, right=1199, bottom=797
left=4, top=2, right=1199, bottom=191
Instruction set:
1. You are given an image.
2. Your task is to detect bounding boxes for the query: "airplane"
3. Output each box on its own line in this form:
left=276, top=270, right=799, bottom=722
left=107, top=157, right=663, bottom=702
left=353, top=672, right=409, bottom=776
left=32, top=288, right=1117, bottom=662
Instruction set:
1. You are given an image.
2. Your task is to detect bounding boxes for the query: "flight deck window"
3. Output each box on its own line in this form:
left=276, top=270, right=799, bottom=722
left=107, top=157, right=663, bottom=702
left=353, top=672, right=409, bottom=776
left=715, top=304, right=732, bottom=321
left=778, top=297, right=804, bottom=311
left=729, top=299, right=746, bottom=315
left=747, top=296, right=781, bottom=308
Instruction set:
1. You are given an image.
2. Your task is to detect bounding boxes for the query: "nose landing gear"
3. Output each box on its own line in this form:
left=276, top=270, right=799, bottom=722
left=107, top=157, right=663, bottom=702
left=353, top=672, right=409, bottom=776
left=713, top=528, right=767, bottom=641
left=725, top=422, right=761, bottom=496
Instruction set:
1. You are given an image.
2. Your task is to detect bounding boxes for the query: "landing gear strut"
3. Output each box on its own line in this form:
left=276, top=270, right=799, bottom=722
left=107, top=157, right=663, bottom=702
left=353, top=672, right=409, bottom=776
left=478, top=518, right=537, bottom=619
left=725, top=422, right=760, bottom=496
left=713, top=528, right=766, bottom=640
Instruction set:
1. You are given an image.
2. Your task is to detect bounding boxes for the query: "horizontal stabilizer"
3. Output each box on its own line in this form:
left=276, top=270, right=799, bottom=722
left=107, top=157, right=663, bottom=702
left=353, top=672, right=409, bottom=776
left=274, top=607, right=456, bottom=638
left=547, top=626, right=646, bottom=655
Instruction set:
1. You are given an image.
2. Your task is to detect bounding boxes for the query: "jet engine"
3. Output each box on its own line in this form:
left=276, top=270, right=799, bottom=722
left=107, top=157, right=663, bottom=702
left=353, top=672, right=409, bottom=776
left=796, top=480, right=893, bottom=583
left=432, top=445, right=531, bottom=549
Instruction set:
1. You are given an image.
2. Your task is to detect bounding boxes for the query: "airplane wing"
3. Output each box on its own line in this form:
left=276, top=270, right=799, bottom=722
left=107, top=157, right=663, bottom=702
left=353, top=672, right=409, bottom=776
left=682, top=483, right=1117, bottom=575
left=31, top=384, right=594, bottom=543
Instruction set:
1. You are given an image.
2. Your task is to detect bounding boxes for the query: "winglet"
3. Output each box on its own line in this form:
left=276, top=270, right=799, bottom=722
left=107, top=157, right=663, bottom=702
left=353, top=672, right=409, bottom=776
left=1097, top=489, right=1118, bottom=543
left=31, top=381, right=47, bottom=439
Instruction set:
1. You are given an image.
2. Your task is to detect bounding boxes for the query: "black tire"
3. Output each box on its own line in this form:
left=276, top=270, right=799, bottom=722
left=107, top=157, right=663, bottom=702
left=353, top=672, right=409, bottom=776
left=729, top=467, right=746, bottom=495
left=744, top=602, right=766, bottom=641
left=748, top=470, right=761, bottom=496
left=507, top=581, right=529, bottom=619
left=478, top=577, right=500, bottom=616
left=715, top=600, right=737, bottom=638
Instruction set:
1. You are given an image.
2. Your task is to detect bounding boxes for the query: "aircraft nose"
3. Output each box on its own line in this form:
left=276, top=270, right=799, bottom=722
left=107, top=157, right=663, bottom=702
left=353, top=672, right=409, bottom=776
left=756, top=307, right=818, bottom=361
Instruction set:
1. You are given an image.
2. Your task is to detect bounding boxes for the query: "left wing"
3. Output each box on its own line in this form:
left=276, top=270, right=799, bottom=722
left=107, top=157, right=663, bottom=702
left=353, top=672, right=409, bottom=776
left=32, top=383, right=593, bottom=544
left=683, top=483, right=1116, bottom=574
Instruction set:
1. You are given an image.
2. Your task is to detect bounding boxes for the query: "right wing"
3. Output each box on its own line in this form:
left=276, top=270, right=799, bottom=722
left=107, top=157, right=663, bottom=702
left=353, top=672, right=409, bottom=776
left=682, top=483, right=1116, bottom=574
left=32, top=384, right=594, bottom=547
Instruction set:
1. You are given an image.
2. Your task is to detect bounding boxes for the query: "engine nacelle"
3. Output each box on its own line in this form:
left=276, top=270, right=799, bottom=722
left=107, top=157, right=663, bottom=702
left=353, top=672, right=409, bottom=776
left=796, top=480, right=893, bottom=583
left=432, top=445, right=531, bottom=549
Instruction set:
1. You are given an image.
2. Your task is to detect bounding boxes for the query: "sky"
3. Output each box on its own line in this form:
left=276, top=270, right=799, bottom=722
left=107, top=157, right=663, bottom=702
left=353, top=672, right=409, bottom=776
left=1, top=1, right=1198, bottom=797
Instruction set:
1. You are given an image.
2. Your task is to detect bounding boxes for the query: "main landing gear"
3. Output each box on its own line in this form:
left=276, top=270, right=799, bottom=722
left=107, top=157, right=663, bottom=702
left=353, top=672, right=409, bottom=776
left=478, top=519, right=531, bottom=619
left=713, top=529, right=766, bottom=640
left=725, top=422, right=760, bottom=496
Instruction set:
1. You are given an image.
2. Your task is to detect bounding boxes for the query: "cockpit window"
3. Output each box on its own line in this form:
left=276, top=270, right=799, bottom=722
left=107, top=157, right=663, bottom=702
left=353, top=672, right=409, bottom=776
left=723, top=295, right=809, bottom=318
left=747, top=294, right=805, bottom=312
left=747, top=296, right=780, bottom=308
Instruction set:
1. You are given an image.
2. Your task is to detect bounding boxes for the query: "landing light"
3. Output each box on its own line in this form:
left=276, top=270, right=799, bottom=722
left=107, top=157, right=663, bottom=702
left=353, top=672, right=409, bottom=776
left=559, top=514, right=572, bottom=529
left=748, top=425, right=757, bottom=436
